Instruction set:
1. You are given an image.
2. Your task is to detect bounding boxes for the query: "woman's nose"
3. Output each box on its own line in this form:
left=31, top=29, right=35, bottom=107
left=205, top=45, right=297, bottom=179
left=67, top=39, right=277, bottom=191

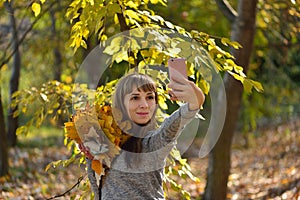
left=139, top=99, right=148, bottom=108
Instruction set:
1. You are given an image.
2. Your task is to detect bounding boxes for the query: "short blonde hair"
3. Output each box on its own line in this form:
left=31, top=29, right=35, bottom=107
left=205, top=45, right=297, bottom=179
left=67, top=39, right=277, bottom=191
left=112, top=73, right=158, bottom=124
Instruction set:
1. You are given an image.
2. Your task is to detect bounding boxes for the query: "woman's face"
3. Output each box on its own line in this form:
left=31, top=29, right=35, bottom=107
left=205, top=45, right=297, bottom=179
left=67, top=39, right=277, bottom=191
left=124, top=86, right=156, bottom=125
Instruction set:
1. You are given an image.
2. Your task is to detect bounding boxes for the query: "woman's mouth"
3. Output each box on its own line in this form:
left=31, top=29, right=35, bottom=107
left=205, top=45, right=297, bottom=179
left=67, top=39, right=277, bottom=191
left=136, top=112, right=149, bottom=116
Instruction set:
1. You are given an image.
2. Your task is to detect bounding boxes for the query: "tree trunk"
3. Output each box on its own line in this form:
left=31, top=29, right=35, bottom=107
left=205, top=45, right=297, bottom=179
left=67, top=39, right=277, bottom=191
left=5, top=0, right=21, bottom=147
left=203, top=1, right=258, bottom=199
left=0, top=86, right=9, bottom=176
left=50, top=4, right=62, bottom=82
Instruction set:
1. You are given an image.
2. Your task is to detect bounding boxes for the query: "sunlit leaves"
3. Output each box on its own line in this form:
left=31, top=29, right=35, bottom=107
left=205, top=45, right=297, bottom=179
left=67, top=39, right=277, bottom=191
left=103, top=37, right=122, bottom=55
left=163, top=148, right=200, bottom=200
left=221, top=37, right=242, bottom=49
left=243, top=78, right=264, bottom=94
left=188, top=29, right=263, bottom=93
left=12, top=81, right=74, bottom=135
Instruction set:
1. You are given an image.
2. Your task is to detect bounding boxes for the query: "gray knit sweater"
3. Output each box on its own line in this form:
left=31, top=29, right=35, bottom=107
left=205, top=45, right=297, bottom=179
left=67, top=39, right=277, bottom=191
left=101, top=103, right=199, bottom=200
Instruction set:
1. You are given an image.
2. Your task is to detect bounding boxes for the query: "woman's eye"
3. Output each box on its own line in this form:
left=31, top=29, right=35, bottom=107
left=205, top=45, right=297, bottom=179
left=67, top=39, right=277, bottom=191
left=147, top=96, right=155, bottom=100
left=131, top=96, right=139, bottom=100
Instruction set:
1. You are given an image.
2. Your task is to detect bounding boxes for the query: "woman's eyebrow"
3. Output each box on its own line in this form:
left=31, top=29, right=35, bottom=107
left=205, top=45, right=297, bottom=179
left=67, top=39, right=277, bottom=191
left=130, top=93, right=140, bottom=96
left=146, top=92, right=155, bottom=95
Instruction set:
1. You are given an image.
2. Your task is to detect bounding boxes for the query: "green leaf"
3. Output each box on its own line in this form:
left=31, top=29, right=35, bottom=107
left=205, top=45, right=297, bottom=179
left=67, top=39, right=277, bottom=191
left=251, top=80, right=264, bottom=92
left=169, top=179, right=182, bottom=191
left=107, top=3, right=121, bottom=13
left=181, top=190, right=191, bottom=200
left=13, top=110, right=19, bottom=118
left=244, top=79, right=264, bottom=93
left=16, top=126, right=27, bottom=136
left=103, top=37, right=122, bottom=55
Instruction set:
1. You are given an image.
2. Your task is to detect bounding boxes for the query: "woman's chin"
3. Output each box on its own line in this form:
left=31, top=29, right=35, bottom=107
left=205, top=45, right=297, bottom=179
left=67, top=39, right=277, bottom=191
left=135, top=120, right=151, bottom=126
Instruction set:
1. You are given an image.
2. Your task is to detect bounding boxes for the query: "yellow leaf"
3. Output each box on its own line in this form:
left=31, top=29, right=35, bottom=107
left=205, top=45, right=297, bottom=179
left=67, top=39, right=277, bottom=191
left=99, top=119, right=105, bottom=127
left=64, top=122, right=82, bottom=143
left=221, top=37, right=230, bottom=46
left=31, top=3, right=41, bottom=17
left=104, top=115, right=113, bottom=128
left=114, top=13, right=119, bottom=24
left=251, top=80, right=264, bottom=92
left=230, top=41, right=242, bottom=49
left=126, top=0, right=138, bottom=9
left=158, top=95, right=168, bottom=110
left=150, top=0, right=159, bottom=3
left=198, top=79, right=210, bottom=95
left=124, top=10, right=141, bottom=22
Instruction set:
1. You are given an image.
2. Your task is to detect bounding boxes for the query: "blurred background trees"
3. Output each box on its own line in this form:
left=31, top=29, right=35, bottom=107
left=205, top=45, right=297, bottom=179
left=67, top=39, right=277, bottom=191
left=0, top=0, right=299, bottom=199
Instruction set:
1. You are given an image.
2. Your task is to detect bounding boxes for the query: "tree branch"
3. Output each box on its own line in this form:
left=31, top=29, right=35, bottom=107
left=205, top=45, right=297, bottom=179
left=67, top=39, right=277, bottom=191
left=214, top=0, right=238, bottom=23
left=46, top=175, right=85, bottom=200
left=0, top=1, right=59, bottom=69
left=265, top=178, right=300, bottom=199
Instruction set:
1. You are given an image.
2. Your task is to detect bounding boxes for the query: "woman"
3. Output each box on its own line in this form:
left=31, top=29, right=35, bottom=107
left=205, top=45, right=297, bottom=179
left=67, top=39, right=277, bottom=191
left=84, top=72, right=205, bottom=199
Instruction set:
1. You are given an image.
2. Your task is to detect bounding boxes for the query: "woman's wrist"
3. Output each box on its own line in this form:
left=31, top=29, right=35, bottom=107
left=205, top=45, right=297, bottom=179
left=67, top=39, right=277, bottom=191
left=188, top=103, right=200, bottom=111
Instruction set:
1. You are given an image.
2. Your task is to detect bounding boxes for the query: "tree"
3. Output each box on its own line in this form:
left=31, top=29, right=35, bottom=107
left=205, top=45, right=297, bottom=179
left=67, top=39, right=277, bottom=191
left=0, top=86, right=8, bottom=176
left=0, top=0, right=68, bottom=177
left=5, top=0, right=21, bottom=147
left=203, top=1, right=258, bottom=199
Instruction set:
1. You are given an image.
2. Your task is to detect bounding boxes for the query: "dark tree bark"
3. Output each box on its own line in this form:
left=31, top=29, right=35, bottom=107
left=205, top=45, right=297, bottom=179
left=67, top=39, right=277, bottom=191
left=5, top=0, right=21, bottom=147
left=50, top=3, right=63, bottom=82
left=0, top=86, right=9, bottom=176
left=203, top=1, right=258, bottom=199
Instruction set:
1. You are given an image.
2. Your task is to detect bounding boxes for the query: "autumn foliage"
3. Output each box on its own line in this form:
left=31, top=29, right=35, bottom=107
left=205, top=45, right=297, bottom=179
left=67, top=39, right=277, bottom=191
left=64, top=103, right=131, bottom=176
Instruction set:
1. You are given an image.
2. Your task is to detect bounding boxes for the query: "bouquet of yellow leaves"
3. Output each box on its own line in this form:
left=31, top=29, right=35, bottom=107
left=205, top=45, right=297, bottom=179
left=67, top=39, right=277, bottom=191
left=64, top=103, right=131, bottom=175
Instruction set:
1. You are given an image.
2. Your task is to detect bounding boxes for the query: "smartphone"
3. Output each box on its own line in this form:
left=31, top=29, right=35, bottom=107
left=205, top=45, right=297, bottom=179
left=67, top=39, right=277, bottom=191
left=168, top=58, right=187, bottom=82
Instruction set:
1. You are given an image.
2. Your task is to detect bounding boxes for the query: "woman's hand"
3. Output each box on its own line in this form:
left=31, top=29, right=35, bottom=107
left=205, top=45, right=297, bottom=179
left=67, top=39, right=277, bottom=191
left=168, top=74, right=205, bottom=110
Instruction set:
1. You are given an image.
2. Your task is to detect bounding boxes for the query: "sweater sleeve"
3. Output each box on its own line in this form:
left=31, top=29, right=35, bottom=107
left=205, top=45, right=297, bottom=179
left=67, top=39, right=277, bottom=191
left=144, top=103, right=199, bottom=152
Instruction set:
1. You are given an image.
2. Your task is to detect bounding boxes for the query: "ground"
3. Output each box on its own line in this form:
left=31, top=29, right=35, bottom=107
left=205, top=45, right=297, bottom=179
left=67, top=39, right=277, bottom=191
left=0, top=119, right=299, bottom=200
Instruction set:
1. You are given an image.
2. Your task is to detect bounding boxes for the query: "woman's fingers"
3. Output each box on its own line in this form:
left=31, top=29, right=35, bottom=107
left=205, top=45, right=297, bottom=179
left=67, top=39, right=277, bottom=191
left=170, top=73, right=188, bottom=85
left=169, top=80, right=193, bottom=94
left=168, top=78, right=205, bottom=109
left=168, top=83, right=185, bottom=92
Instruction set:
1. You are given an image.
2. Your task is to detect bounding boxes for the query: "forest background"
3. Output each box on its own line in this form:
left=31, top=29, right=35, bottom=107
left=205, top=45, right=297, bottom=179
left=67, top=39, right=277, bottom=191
left=0, top=0, right=299, bottom=199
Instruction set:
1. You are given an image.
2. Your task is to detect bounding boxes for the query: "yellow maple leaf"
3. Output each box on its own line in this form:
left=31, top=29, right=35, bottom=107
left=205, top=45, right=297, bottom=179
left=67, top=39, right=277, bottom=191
left=91, top=160, right=103, bottom=175
left=64, top=122, right=82, bottom=143
left=64, top=103, right=133, bottom=174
